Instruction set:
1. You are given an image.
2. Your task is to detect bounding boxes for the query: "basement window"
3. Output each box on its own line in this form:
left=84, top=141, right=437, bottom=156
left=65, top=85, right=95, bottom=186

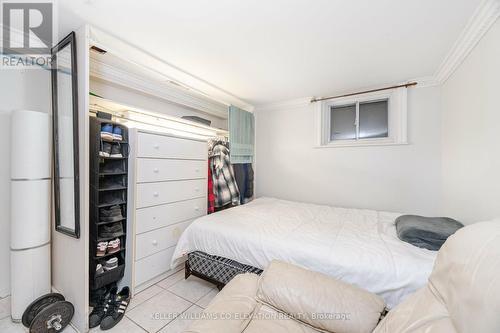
left=316, top=88, right=408, bottom=147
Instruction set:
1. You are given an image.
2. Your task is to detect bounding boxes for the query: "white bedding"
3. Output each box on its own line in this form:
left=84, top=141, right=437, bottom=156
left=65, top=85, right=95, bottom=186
left=172, top=197, right=437, bottom=308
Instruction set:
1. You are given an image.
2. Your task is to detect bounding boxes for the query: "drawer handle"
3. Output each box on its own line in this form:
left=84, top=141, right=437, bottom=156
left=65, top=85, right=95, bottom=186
left=153, top=168, right=159, bottom=173
left=195, top=188, right=200, bottom=192
left=152, top=216, right=157, bottom=220
left=153, top=192, right=159, bottom=197
left=152, top=240, right=158, bottom=246
left=195, top=206, right=200, bottom=211
left=195, top=168, right=200, bottom=172
left=153, top=144, right=160, bottom=149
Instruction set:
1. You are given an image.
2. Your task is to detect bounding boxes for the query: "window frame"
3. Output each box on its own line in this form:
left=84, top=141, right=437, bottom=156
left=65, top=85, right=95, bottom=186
left=315, top=87, right=408, bottom=148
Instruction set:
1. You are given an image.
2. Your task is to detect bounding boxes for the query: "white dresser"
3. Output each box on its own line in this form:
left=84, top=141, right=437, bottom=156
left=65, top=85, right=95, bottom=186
left=126, top=129, right=207, bottom=292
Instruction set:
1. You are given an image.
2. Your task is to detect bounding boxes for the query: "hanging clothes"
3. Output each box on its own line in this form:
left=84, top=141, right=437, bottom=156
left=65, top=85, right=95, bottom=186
left=232, top=163, right=254, bottom=204
left=207, top=159, right=215, bottom=214
left=210, top=143, right=240, bottom=208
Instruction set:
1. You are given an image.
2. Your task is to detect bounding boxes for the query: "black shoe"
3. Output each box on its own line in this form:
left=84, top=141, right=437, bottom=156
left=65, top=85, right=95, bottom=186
left=99, top=223, right=123, bottom=238
left=101, top=161, right=124, bottom=174
left=89, top=287, right=107, bottom=307
left=100, top=205, right=124, bottom=222
left=89, top=287, right=114, bottom=328
left=110, top=143, right=123, bottom=158
left=100, top=192, right=124, bottom=206
left=99, top=142, right=112, bottom=157
left=100, top=287, right=130, bottom=330
left=100, top=176, right=125, bottom=190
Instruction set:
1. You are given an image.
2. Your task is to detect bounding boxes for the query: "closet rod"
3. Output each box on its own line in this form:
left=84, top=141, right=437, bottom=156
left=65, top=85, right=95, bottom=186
left=310, top=82, right=418, bottom=103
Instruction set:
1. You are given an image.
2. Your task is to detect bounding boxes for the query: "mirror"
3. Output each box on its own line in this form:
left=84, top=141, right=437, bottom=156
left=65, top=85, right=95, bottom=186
left=51, top=32, right=80, bottom=238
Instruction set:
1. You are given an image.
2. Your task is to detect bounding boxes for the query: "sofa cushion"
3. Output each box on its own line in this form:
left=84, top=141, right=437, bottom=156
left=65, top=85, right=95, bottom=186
left=256, top=260, right=385, bottom=333
left=184, top=273, right=259, bottom=333
left=244, top=304, right=320, bottom=333
left=375, top=219, right=500, bottom=333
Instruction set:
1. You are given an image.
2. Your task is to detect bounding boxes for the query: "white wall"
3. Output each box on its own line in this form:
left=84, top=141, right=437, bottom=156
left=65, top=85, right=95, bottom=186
left=90, top=78, right=228, bottom=130
left=255, top=86, right=442, bottom=215
left=0, top=69, right=51, bottom=298
left=441, top=19, right=500, bottom=224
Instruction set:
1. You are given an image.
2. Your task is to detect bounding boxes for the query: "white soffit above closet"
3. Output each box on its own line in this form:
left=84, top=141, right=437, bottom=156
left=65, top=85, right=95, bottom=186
left=59, top=0, right=483, bottom=105
left=89, top=50, right=233, bottom=118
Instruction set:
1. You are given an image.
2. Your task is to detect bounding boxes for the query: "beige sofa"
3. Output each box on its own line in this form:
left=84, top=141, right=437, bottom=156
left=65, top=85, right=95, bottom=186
left=184, top=219, right=500, bottom=333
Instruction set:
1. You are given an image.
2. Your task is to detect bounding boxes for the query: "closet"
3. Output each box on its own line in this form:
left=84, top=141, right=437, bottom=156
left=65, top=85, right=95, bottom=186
left=47, top=24, right=253, bottom=332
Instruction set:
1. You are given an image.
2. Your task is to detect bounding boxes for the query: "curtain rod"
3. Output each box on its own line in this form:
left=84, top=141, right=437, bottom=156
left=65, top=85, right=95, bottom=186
left=310, top=82, right=418, bottom=103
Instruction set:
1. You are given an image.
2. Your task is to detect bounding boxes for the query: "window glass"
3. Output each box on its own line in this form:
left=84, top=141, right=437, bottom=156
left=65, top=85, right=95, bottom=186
left=330, top=104, right=356, bottom=140
left=359, top=100, right=388, bottom=139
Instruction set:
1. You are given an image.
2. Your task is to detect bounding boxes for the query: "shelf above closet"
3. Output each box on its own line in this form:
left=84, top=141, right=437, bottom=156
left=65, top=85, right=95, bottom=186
left=89, top=95, right=229, bottom=140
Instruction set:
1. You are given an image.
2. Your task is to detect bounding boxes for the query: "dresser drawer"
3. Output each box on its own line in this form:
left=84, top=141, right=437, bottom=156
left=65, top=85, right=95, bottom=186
left=134, top=247, right=175, bottom=287
left=137, top=132, right=207, bottom=159
left=137, top=158, right=206, bottom=183
left=136, top=179, right=206, bottom=208
left=135, top=220, right=192, bottom=260
left=136, top=197, right=206, bottom=234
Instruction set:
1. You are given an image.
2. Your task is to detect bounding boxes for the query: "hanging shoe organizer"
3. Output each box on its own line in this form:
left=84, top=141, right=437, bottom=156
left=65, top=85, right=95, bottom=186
left=89, top=116, right=129, bottom=290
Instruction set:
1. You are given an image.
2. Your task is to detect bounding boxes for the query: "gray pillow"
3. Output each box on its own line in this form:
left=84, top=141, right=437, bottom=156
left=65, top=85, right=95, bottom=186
left=396, top=215, right=463, bottom=251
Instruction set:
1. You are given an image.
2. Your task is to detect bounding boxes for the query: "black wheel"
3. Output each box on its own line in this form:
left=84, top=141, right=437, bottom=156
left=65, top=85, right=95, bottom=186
left=22, top=293, right=65, bottom=328
left=29, top=301, right=74, bottom=333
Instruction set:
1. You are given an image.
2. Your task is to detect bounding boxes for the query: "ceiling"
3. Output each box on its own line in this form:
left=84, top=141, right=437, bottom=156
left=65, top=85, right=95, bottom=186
left=59, top=0, right=482, bottom=105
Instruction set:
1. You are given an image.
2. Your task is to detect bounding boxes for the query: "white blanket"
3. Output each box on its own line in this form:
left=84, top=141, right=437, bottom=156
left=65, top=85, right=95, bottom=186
left=172, top=197, right=436, bottom=308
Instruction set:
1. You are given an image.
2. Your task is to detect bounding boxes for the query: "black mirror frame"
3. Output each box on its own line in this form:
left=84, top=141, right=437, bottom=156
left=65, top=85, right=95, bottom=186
left=51, top=31, right=80, bottom=239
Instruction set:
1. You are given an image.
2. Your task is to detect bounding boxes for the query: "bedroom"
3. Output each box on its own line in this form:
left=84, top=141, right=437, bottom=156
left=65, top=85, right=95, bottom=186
left=0, top=0, right=499, bottom=332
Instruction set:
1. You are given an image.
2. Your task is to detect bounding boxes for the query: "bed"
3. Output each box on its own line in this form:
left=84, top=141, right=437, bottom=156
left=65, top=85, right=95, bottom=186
left=171, top=197, right=437, bottom=309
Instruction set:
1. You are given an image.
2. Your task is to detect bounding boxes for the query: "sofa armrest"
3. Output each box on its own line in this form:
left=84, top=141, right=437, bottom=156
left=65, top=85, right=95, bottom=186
left=184, top=273, right=259, bottom=333
left=256, top=261, right=386, bottom=333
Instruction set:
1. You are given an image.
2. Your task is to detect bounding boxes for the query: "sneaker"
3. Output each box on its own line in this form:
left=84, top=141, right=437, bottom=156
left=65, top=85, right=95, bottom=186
left=112, top=126, right=123, bottom=142
left=100, top=192, right=124, bottom=206
left=99, top=205, right=123, bottom=222
left=95, top=264, right=104, bottom=275
left=96, top=242, right=108, bottom=257
left=109, top=144, right=122, bottom=158
left=89, top=287, right=112, bottom=328
left=99, top=223, right=123, bottom=238
left=99, top=142, right=112, bottom=157
left=101, top=124, right=114, bottom=141
left=100, top=287, right=130, bottom=330
left=107, top=238, right=120, bottom=254
left=103, top=257, right=118, bottom=271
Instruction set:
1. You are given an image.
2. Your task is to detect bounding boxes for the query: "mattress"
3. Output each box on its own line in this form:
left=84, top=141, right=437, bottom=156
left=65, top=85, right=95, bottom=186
left=172, top=197, right=437, bottom=308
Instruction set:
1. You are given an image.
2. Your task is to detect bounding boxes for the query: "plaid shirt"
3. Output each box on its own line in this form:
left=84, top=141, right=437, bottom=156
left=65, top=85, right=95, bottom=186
left=207, top=160, right=215, bottom=214
left=210, top=144, right=240, bottom=207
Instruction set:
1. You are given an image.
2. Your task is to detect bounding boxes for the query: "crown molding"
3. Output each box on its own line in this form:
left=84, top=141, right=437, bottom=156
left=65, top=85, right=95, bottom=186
left=257, top=1, right=499, bottom=112
left=256, top=76, right=439, bottom=111
left=90, top=57, right=232, bottom=118
left=88, top=25, right=254, bottom=112
left=255, top=97, right=312, bottom=112
left=435, top=0, right=500, bottom=84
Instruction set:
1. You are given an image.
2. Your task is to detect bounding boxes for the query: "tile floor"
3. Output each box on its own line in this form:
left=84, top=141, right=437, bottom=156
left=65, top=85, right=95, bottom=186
left=0, top=269, right=219, bottom=333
